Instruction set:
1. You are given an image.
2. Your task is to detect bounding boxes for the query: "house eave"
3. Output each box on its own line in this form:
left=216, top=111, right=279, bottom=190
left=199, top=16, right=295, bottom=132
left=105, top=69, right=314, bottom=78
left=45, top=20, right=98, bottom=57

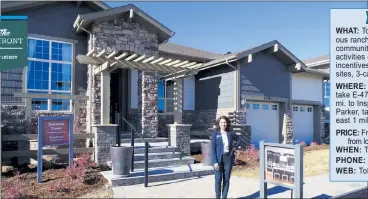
left=72, top=4, right=174, bottom=43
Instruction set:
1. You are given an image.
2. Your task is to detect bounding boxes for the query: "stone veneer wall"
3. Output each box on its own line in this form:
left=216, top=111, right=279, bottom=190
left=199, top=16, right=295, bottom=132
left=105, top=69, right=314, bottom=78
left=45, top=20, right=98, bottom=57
left=284, top=111, right=293, bottom=144
left=92, top=125, right=117, bottom=165
left=320, top=109, right=326, bottom=144
left=138, top=71, right=159, bottom=137
left=88, top=18, right=159, bottom=136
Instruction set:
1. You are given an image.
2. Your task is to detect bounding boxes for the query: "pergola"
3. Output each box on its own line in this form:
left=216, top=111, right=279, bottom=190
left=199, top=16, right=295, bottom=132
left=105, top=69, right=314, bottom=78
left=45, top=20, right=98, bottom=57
left=76, top=48, right=204, bottom=80
left=76, top=49, right=204, bottom=124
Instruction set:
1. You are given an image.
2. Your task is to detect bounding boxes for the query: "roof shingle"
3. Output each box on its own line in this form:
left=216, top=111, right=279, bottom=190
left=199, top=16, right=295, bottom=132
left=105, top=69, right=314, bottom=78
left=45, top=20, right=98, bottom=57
left=158, top=42, right=224, bottom=60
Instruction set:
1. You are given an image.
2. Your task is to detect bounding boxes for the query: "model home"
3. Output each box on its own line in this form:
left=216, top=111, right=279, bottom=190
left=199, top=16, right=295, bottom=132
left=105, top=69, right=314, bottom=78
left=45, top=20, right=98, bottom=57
left=1, top=1, right=330, bottom=160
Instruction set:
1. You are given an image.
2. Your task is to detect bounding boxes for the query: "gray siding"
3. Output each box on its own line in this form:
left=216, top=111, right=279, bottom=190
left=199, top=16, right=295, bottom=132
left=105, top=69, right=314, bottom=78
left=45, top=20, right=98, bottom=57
left=239, top=52, right=291, bottom=102
left=1, top=2, right=100, bottom=103
left=1, top=68, right=24, bottom=103
left=195, top=64, right=235, bottom=110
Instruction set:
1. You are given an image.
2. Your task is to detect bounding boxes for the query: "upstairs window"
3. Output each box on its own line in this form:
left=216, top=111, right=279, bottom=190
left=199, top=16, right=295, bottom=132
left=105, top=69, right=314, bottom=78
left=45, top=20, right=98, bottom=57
left=27, top=38, right=72, bottom=111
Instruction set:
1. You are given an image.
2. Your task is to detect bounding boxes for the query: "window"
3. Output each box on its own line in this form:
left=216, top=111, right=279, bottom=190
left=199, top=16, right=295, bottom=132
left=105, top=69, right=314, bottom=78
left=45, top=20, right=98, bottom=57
left=324, top=80, right=330, bottom=98
left=253, top=104, right=259, bottom=109
left=27, top=38, right=73, bottom=111
left=158, top=80, right=174, bottom=115
left=300, top=106, right=305, bottom=112
left=307, top=107, right=313, bottom=112
left=272, top=105, right=278, bottom=110
left=293, top=106, right=298, bottom=112
left=262, top=104, right=269, bottom=110
left=245, top=103, right=250, bottom=109
left=324, top=80, right=330, bottom=107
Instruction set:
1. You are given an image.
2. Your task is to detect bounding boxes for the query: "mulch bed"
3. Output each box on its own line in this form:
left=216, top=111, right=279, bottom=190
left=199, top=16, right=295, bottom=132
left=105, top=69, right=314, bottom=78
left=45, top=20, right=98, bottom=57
left=2, top=157, right=109, bottom=199
left=192, top=143, right=329, bottom=170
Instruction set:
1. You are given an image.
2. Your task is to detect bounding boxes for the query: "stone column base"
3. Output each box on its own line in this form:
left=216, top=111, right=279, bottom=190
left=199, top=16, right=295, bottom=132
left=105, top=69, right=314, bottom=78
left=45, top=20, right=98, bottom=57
left=167, top=124, right=191, bottom=156
left=92, top=124, right=118, bottom=165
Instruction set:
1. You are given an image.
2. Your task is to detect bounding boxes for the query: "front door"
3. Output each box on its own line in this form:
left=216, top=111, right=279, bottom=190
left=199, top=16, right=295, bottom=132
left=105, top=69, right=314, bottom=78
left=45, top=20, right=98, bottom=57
left=110, top=69, right=128, bottom=131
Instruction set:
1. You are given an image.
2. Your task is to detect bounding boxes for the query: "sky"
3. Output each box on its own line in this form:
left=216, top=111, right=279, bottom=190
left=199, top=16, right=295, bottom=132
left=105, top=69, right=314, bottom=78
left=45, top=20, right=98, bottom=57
left=105, top=1, right=368, bottom=61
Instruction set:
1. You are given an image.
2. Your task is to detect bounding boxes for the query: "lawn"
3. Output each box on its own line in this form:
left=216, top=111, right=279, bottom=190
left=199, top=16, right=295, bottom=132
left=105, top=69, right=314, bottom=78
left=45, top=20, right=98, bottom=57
left=193, top=143, right=330, bottom=179
left=1, top=153, right=113, bottom=199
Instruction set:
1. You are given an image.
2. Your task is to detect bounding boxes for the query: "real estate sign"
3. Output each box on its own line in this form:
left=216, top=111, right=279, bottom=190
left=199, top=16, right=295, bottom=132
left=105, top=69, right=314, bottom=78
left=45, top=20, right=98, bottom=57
left=259, top=141, right=303, bottom=199
left=264, top=145, right=295, bottom=187
left=37, top=115, right=74, bottom=183
left=42, top=119, right=70, bottom=146
left=0, top=16, right=28, bottom=72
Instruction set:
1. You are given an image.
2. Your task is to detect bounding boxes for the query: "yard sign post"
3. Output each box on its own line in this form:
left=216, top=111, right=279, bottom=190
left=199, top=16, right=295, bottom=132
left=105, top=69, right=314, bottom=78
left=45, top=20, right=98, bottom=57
left=259, top=141, right=303, bottom=199
left=37, top=115, right=74, bottom=184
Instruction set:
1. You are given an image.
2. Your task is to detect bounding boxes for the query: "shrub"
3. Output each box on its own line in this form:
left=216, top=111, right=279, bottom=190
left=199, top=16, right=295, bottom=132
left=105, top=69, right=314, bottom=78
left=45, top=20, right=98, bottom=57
left=2, top=178, right=23, bottom=199
left=75, top=153, right=95, bottom=169
left=235, top=144, right=259, bottom=162
left=65, top=153, right=95, bottom=183
left=65, top=162, right=86, bottom=183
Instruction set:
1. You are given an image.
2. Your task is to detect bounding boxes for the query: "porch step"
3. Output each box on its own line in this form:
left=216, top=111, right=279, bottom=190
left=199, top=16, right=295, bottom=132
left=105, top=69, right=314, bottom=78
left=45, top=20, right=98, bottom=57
left=120, top=137, right=168, bottom=144
left=101, top=163, right=214, bottom=186
left=134, top=146, right=178, bottom=154
left=134, top=152, right=181, bottom=161
left=120, top=133, right=152, bottom=139
left=133, top=156, right=194, bottom=169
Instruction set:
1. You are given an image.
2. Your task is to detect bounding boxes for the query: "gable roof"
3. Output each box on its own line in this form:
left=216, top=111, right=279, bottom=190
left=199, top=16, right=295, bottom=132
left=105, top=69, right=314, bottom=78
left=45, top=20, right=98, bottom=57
left=197, top=40, right=329, bottom=77
left=303, top=55, right=329, bottom=67
left=158, top=42, right=224, bottom=61
left=200, top=40, right=307, bottom=70
left=1, top=1, right=109, bottom=13
left=73, top=4, right=174, bottom=43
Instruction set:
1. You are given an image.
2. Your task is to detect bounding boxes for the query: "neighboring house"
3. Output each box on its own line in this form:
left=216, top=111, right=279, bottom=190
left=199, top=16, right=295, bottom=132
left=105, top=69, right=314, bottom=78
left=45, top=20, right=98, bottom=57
left=0, top=1, right=329, bottom=157
left=303, top=55, right=330, bottom=139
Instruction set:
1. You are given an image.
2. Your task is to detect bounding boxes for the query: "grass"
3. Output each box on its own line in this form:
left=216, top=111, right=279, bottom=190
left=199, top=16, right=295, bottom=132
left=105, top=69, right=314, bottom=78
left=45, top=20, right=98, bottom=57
left=232, top=148, right=329, bottom=178
left=192, top=143, right=330, bottom=179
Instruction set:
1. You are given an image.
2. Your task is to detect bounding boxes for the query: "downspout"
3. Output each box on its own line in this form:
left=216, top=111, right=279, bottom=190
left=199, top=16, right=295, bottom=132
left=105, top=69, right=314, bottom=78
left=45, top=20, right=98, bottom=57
left=76, top=21, right=93, bottom=136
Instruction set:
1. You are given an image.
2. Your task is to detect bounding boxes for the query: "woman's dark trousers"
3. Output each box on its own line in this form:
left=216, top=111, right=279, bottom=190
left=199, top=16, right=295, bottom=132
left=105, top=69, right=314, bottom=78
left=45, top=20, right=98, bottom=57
left=214, top=153, right=232, bottom=199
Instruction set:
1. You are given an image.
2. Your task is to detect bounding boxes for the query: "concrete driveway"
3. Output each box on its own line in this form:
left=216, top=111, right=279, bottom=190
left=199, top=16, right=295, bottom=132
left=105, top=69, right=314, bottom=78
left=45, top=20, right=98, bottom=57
left=112, top=174, right=366, bottom=198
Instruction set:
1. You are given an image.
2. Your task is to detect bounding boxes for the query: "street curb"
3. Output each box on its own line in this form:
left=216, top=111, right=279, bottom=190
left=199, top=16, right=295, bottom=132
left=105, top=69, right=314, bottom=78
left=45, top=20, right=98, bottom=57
left=331, top=187, right=367, bottom=198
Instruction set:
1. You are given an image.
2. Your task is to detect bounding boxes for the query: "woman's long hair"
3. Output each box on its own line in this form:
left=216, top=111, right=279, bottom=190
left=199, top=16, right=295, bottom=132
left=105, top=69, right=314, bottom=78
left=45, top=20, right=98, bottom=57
left=216, top=115, right=231, bottom=132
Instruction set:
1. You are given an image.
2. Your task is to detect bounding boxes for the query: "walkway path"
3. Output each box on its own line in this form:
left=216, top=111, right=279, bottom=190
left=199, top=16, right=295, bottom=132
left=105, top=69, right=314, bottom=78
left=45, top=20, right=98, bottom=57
left=112, top=173, right=366, bottom=198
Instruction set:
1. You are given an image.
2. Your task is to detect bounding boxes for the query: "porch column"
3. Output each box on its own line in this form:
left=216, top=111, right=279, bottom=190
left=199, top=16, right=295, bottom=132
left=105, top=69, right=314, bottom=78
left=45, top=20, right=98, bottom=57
left=173, top=78, right=183, bottom=124
left=100, top=70, right=111, bottom=124
left=168, top=78, right=191, bottom=154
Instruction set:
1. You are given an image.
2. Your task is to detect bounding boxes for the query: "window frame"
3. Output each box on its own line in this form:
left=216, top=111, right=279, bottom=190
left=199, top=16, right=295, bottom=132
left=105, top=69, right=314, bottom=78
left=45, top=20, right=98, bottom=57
left=25, top=37, right=74, bottom=113
left=158, top=79, right=174, bottom=115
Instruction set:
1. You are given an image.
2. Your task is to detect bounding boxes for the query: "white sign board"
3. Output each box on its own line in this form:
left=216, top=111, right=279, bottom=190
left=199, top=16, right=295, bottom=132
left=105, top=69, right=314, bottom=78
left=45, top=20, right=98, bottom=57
left=330, top=9, right=368, bottom=182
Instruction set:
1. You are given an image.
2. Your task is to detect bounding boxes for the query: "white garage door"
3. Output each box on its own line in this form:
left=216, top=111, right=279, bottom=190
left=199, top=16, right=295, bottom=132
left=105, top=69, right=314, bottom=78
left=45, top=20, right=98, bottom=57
left=292, top=105, right=314, bottom=145
left=246, top=101, right=280, bottom=148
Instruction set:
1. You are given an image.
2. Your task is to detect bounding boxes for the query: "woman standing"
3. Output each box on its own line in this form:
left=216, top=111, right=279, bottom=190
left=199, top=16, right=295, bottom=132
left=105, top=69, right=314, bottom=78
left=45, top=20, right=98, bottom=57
left=211, top=116, right=240, bottom=199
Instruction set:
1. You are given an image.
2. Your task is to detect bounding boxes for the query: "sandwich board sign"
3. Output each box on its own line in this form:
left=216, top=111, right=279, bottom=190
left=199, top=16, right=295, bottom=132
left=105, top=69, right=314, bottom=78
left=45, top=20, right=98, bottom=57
left=37, top=115, right=74, bottom=183
left=259, top=141, right=303, bottom=198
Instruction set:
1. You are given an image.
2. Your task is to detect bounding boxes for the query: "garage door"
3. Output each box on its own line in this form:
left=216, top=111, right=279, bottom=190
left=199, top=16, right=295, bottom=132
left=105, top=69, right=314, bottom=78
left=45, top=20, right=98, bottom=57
left=292, top=105, right=314, bottom=145
left=246, top=101, right=280, bottom=148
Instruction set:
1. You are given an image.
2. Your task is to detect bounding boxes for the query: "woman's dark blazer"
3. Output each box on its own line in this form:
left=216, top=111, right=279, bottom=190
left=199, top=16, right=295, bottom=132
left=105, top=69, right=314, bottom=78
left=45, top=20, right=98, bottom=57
left=211, top=131, right=240, bottom=165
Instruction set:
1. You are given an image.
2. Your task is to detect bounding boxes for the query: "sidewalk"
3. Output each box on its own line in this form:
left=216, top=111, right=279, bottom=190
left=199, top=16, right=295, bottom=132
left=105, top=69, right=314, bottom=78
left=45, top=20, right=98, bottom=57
left=112, top=174, right=366, bottom=198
